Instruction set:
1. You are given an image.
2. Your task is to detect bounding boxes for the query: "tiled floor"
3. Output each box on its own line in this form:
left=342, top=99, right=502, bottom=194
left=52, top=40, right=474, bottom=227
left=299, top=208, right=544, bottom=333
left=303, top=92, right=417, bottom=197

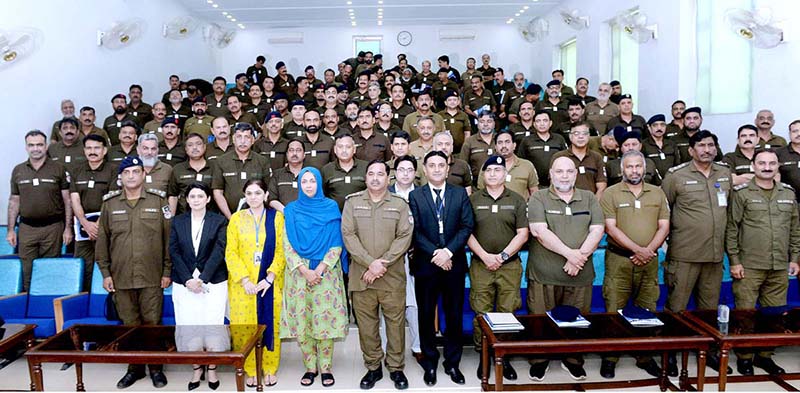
left=1, top=325, right=799, bottom=392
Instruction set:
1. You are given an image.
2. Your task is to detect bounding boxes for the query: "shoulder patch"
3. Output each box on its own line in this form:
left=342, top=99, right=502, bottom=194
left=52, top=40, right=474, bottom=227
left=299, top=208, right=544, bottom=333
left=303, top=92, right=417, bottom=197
left=667, top=162, right=689, bottom=173
left=781, top=182, right=795, bottom=191
left=147, top=188, right=167, bottom=198
left=713, top=161, right=730, bottom=167
left=346, top=190, right=366, bottom=199
left=102, top=189, right=122, bottom=201
left=733, top=183, right=748, bottom=191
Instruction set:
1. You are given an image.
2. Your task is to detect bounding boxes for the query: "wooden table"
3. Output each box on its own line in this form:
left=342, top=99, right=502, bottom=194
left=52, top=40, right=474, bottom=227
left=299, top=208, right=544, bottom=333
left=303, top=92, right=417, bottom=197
left=683, top=308, right=800, bottom=391
left=0, top=323, right=36, bottom=389
left=478, top=312, right=714, bottom=391
left=25, top=324, right=265, bottom=391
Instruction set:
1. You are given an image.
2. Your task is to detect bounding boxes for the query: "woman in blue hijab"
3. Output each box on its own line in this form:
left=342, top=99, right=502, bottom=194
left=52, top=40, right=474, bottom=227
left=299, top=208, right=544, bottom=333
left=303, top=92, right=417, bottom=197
left=280, top=167, right=348, bottom=387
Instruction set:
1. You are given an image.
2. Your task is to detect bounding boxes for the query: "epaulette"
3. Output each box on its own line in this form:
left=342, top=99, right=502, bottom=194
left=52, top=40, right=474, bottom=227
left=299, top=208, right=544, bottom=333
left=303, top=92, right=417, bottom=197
left=733, top=183, right=748, bottom=191
left=147, top=188, right=167, bottom=198
left=102, top=189, right=122, bottom=201
left=713, top=161, right=730, bottom=167
left=346, top=190, right=365, bottom=199
left=781, top=182, right=795, bottom=191
left=667, top=162, right=690, bottom=173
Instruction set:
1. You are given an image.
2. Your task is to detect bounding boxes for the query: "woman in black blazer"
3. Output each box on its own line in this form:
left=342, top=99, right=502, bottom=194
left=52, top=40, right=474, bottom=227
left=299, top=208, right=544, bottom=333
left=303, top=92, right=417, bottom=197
left=169, top=182, right=228, bottom=390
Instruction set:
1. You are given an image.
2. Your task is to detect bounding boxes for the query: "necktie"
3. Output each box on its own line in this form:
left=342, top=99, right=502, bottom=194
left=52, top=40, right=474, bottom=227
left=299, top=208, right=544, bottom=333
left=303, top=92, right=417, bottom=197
left=434, top=189, right=445, bottom=246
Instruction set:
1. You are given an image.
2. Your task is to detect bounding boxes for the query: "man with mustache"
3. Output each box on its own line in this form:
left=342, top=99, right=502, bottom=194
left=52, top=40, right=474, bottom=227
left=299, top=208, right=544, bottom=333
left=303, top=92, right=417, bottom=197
left=551, top=122, right=605, bottom=198
left=127, top=84, right=153, bottom=127
left=665, top=100, right=685, bottom=138
left=205, top=76, right=230, bottom=119
left=211, top=123, right=271, bottom=218
left=776, top=120, right=800, bottom=202
left=157, top=116, right=187, bottom=166
left=283, top=99, right=307, bottom=139
left=478, top=129, right=538, bottom=200
left=500, top=73, right=528, bottom=123
left=726, top=148, right=800, bottom=377
left=463, top=76, right=496, bottom=133
left=461, top=112, right=497, bottom=186
left=108, top=121, right=140, bottom=163
left=518, top=110, right=568, bottom=188
left=642, top=114, right=681, bottom=177
left=103, top=93, right=135, bottom=145
left=184, top=96, right=213, bottom=141
left=507, top=84, right=542, bottom=125
left=354, top=107, right=392, bottom=162
left=267, top=139, right=305, bottom=212
left=50, top=99, right=75, bottom=143
left=167, top=132, right=214, bottom=215
left=438, top=91, right=471, bottom=155
left=409, top=117, right=436, bottom=162
left=418, top=131, right=473, bottom=193
left=599, top=150, right=670, bottom=379
left=723, top=125, right=759, bottom=185
left=322, top=134, right=368, bottom=211
left=205, top=117, right=232, bottom=162
left=137, top=133, right=173, bottom=194
left=535, top=80, right=570, bottom=131
left=70, top=134, right=118, bottom=290
left=402, top=90, right=445, bottom=140
left=389, top=84, right=415, bottom=129
left=754, top=109, right=787, bottom=149
left=605, top=127, right=662, bottom=187
left=142, top=102, right=167, bottom=142
left=226, top=94, right=259, bottom=130
left=48, top=117, right=87, bottom=175
left=584, top=83, right=620, bottom=135
left=255, top=111, right=289, bottom=172
left=671, top=107, right=723, bottom=163
left=301, top=110, right=335, bottom=170
left=315, top=84, right=345, bottom=121
left=551, top=69, right=574, bottom=97
left=606, top=94, right=648, bottom=139
left=165, top=89, right=192, bottom=128
left=374, top=102, right=401, bottom=138
left=661, top=130, right=733, bottom=374
left=573, top=77, right=596, bottom=106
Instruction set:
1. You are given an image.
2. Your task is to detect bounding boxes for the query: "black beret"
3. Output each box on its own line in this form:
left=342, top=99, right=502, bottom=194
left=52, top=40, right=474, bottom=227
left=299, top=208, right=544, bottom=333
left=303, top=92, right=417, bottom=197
left=526, top=84, right=542, bottom=95
left=304, top=65, right=314, bottom=72
left=111, top=93, right=127, bottom=102
left=264, top=111, right=282, bottom=122
left=546, top=80, right=561, bottom=87
left=437, top=67, right=449, bottom=74
left=235, top=73, right=247, bottom=80
left=622, top=304, right=655, bottom=320
left=613, top=125, right=641, bottom=145
left=161, top=116, right=181, bottom=128
left=443, top=90, right=458, bottom=100
left=609, top=80, right=621, bottom=86
left=374, top=54, right=383, bottom=60
left=275, top=61, right=286, bottom=70
left=192, top=96, right=207, bottom=105
left=274, top=92, right=289, bottom=101
left=550, top=305, right=581, bottom=322
left=482, top=155, right=505, bottom=171
left=357, top=51, right=366, bottom=57
left=118, top=156, right=143, bottom=174
left=647, top=114, right=666, bottom=125
left=619, top=93, right=633, bottom=101
left=290, top=100, right=306, bottom=109
left=683, top=106, right=702, bottom=116
left=336, top=84, right=349, bottom=92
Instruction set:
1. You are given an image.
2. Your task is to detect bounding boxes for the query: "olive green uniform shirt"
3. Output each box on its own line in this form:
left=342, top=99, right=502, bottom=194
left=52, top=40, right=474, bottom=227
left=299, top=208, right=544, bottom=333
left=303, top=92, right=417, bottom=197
left=584, top=101, right=619, bottom=135
left=605, top=157, right=662, bottom=187
left=551, top=149, right=606, bottom=194
left=254, top=136, right=289, bottom=172
left=204, top=94, right=230, bottom=118
left=431, top=80, right=460, bottom=110
left=267, top=167, right=300, bottom=206
left=321, top=159, right=368, bottom=210
left=205, top=140, right=232, bottom=162
left=722, top=150, right=755, bottom=176
left=534, top=99, right=570, bottom=130
left=508, top=122, right=535, bottom=144
left=107, top=143, right=137, bottom=163
left=460, top=133, right=496, bottom=183
left=401, top=112, right=445, bottom=141
left=47, top=140, right=86, bottom=175
left=476, top=156, right=539, bottom=200
left=353, top=131, right=392, bottom=162
left=418, top=157, right=473, bottom=190
left=518, top=132, right=568, bottom=187
left=777, top=145, right=800, bottom=201
left=167, top=160, right=214, bottom=214
left=10, top=159, right=69, bottom=220
left=227, top=112, right=260, bottom=130
left=184, top=116, right=213, bottom=141
left=470, top=188, right=527, bottom=265
left=210, top=150, right=271, bottom=213
left=143, top=161, right=173, bottom=194
left=587, top=136, right=619, bottom=163
left=70, top=161, right=119, bottom=214
left=103, top=113, right=136, bottom=145
left=600, top=182, right=670, bottom=249
left=642, top=137, right=681, bottom=177
left=438, top=109, right=471, bottom=154
left=127, top=102, right=153, bottom=127
left=301, top=133, right=336, bottom=170
left=390, top=102, right=415, bottom=130
left=158, top=140, right=187, bottom=166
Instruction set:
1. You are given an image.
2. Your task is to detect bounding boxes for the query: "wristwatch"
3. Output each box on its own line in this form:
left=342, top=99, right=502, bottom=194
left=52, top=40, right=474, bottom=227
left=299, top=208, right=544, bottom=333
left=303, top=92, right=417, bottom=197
left=500, top=251, right=510, bottom=262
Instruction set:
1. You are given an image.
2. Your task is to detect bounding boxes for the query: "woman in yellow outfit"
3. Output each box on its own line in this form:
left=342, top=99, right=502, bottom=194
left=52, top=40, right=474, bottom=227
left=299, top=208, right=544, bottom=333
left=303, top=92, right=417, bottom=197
left=226, top=179, right=285, bottom=387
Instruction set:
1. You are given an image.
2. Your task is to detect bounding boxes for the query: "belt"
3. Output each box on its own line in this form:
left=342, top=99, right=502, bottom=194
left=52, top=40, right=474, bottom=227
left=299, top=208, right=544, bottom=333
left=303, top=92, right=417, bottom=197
left=20, top=215, right=63, bottom=227
left=606, top=243, right=635, bottom=258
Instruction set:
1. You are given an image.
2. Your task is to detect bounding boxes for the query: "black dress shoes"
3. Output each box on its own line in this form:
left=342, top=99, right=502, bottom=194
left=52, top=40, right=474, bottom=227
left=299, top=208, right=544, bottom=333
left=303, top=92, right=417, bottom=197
left=600, top=360, right=616, bottom=379
left=150, top=371, right=168, bottom=388
left=754, top=356, right=785, bottom=375
left=360, top=368, right=383, bottom=390
left=423, top=368, right=437, bottom=386
left=116, top=371, right=145, bottom=389
left=737, top=358, right=754, bottom=376
left=444, top=367, right=465, bottom=384
left=502, top=359, right=518, bottom=380
left=390, top=371, right=409, bottom=390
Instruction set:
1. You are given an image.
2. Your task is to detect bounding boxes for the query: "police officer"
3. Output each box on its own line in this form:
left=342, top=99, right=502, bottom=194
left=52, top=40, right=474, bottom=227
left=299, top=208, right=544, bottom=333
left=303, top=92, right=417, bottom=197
left=205, top=117, right=232, bottom=162
left=642, top=114, right=681, bottom=177
left=777, top=120, right=800, bottom=202
left=354, top=107, right=392, bottom=163
left=47, top=117, right=86, bottom=175
left=341, top=160, right=413, bottom=390
left=438, top=91, right=471, bottom=155
left=584, top=83, right=619, bottom=135
left=534, top=80, right=569, bottom=130
left=726, top=148, right=800, bottom=376
left=254, top=111, right=289, bottom=172
left=605, top=127, right=662, bottom=187
left=104, top=93, right=135, bottom=145
left=167, top=133, right=214, bottom=215
left=7, top=130, right=73, bottom=291
left=267, top=139, right=304, bottom=212
left=157, top=116, right=187, bottom=166
left=300, top=110, right=335, bottom=170
left=108, top=121, right=140, bottom=163
left=321, top=134, right=368, bottom=211
left=70, top=134, right=118, bottom=290
left=460, top=111, right=496, bottom=185
left=606, top=94, right=648, bottom=139
left=477, top=130, right=539, bottom=200
left=527, top=156, right=605, bottom=381
left=671, top=107, right=723, bottom=164
left=723, top=125, right=758, bottom=185
left=508, top=101, right=536, bottom=144
left=205, top=77, right=230, bottom=119
left=95, top=156, right=171, bottom=388
left=551, top=122, right=606, bottom=197
left=468, top=155, right=528, bottom=381
left=183, top=97, right=213, bottom=141
left=599, top=150, right=670, bottom=379
left=137, top=133, right=173, bottom=194
left=211, top=123, right=271, bottom=218
left=518, top=110, right=568, bottom=188
left=127, top=84, right=153, bottom=127
left=246, top=55, right=269, bottom=86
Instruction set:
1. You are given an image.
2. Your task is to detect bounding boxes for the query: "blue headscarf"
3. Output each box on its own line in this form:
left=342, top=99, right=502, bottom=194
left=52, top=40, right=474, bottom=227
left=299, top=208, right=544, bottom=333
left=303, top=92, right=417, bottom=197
left=284, top=167, right=343, bottom=269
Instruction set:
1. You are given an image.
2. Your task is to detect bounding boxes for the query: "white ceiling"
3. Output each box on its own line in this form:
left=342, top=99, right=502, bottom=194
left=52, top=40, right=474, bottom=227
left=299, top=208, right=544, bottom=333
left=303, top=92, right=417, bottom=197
left=179, top=0, right=562, bottom=29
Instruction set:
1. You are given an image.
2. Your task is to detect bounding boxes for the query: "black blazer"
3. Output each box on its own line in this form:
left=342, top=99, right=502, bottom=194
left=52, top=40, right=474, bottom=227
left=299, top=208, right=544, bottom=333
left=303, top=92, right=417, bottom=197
left=408, top=184, right=474, bottom=277
left=169, top=211, right=228, bottom=285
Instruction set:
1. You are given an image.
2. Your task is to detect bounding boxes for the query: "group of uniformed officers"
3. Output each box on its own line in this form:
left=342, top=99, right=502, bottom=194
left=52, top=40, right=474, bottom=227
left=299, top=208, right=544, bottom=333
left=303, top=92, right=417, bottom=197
left=8, top=52, right=800, bottom=388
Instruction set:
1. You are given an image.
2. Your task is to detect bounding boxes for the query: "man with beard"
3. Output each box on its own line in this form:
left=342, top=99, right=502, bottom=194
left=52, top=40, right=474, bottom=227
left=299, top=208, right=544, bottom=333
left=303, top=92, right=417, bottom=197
left=108, top=121, right=140, bottom=163
left=552, top=122, right=606, bottom=197
left=316, top=84, right=345, bottom=120
left=558, top=99, right=594, bottom=139
left=355, top=51, right=375, bottom=75
left=48, top=117, right=87, bottom=174
left=183, top=97, right=212, bottom=141
left=499, top=73, right=528, bottom=123
left=438, top=91, right=471, bottom=154
left=477, top=129, right=539, bottom=200
left=227, top=73, right=250, bottom=104
left=463, top=75, right=496, bottom=132
left=205, top=117, right=232, bottom=162
left=205, top=77, right=230, bottom=118
left=354, top=107, right=392, bottom=162
left=274, top=61, right=296, bottom=95
left=665, top=100, right=685, bottom=138
left=374, top=102, right=401, bottom=138
left=518, top=110, right=568, bottom=187
left=671, top=107, right=723, bottom=163
left=609, top=80, right=622, bottom=104
left=160, top=74, right=181, bottom=106
left=211, top=123, right=271, bottom=218
left=552, top=69, right=574, bottom=97
left=157, top=117, right=187, bottom=166
left=508, top=84, right=542, bottom=124
left=8, top=130, right=72, bottom=291
left=460, top=57, right=479, bottom=91
left=168, top=132, right=214, bottom=215
left=50, top=99, right=75, bottom=143
left=301, top=110, right=335, bottom=170
left=104, top=93, right=135, bottom=145
left=254, top=111, right=289, bottom=172
left=137, top=133, right=173, bottom=193
left=607, top=94, right=647, bottom=138
left=777, top=121, right=800, bottom=201
left=754, top=109, right=787, bottom=149
left=604, top=127, right=662, bottom=187
left=267, top=139, right=305, bottom=212
left=127, top=84, right=153, bottom=127
left=246, top=55, right=268, bottom=86
left=389, top=84, right=415, bottom=130
left=599, top=150, right=670, bottom=379
left=535, top=80, right=570, bottom=131
left=642, top=114, right=681, bottom=177
left=461, top=112, right=497, bottom=185
left=526, top=156, right=604, bottom=381
left=225, top=94, right=259, bottom=131
left=403, top=90, right=445, bottom=140
left=585, top=83, right=619, bottom=135
left=574, top=77, right=596, bottom=106
left=322, top=134, right=368, bottom=210
left=165, top=89, right=192, bottom=128
left=723, top=125, right=759, bottom=185
left=726, top=148, right=800, bottom=376
left=70, top=134, right=118, bottom=290
left=143, top=102, right=167, bottom=140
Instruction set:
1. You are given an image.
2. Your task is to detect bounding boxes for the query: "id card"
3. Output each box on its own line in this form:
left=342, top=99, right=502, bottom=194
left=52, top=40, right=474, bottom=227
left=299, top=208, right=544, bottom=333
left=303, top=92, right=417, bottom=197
left=544, top=145, right=550, bottom=152
left=270, top=151, right=276, bottom=159
left=32, top=178, right=40, bottom=186
left=578, top=166, right=585, bottom=174
left=487, top=148, right=493, bottom=155
left=253, top=251, right=262, bottom=266
left=345, top=176, right=351, bottom=184
left=659, top=152, right=666, bottom=160
left=505, top=174, right=512, bottom=183
left=88, top=180, right=95, bottom=189
left=65, top=155, right=72, bottom=163
left=166, top=153, right=173, bottom=161
left=311, top=150, right=317, bottom=157
left=240, top=172, right=247, bottom=180
left=292, top=181, right=298, bottom=188
left=491, top=205, right=498, bottom=213
left=717, top=191, right=728, bottom=207
left=438, top=220, right=444, bottom=234
left=145, top=175, right=153, bottom=183
left=216, top=103, right=221, bottom=108
left=196, top=174, right=203, bottom=182
left=565, top=206, right=572, bottom=216
left=634, top=200, right=641, bottom=209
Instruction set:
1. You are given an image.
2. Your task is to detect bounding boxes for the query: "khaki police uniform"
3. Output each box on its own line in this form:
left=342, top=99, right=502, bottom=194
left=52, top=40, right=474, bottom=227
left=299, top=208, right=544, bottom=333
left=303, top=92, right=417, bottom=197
left=476, top=156, right=539, bottom=200
left=227, top=112, right=260, bottom=130
left=70, top=161, right=119, bottom=290
left=607, top=115, right=649, bottom=138
left=534, top=99, right=570, bottom=131
left=283, top=120, right=306, bottom=140
left=414, top=72, right=436, bottom=88
left=158, top=140, right=187, bottom=166
left=408, top=140, right=433, bottom=162
left=463, top=89, right=496, bottom=131
left=341, top=190, right=413, bottom=372
left=722, top=150, right=755, bottom=178
left=205, top=140, right=232, bottom=162
left=665, top=121, right=682, bottom=139
left=245, top=100, right=272, bottom=120
left=10, top=159, right=70, bottom=290
left=584, top=101, right=619, bottom=135
left=777, top=145, right=800, bottom=201
left=353, top=131, right=392, bottom=162
left=401, top=112, right=446, bottom=141
left=508, top=122, right=535, bottom=145
left=210, top=150, right=271, bottom=214
left=184, top=116, right=213, bottom=141
left=468, top=188, right=527, bottom=349
left=756, top=133, right=787, bottom=150
left=438, top=109, right=471, bottom=154
left=103, top=114, right=136, bottom=146
left=390, top=102, right=415, bottom=130
left=551, top=149, right=606, bottom=194
left=301, top=133, right=336, bottom=170
left=500, top=88, right=527, bottom=115
left=642, top=137, right=681, bottom=177
left=107, top=143, right=137, bottom=163
left=486, top=81, right=514, bottom=107
left=254, top=136, right=289, bottom=172
left=726, top=179, right=800, bottom=359
left=127, top=103, right=153, bottom=127
left=266, top=167, right=300, bottom=207
left=605, top=157, right=662, bottom=187
left=227, top=87, right=250, bottom=105
left=47, top=140, right=86, bottom=176
left=661, top=161, right=732, bottom=311
left=518, top=132, right=568, bottom=187
left=587, top=136, right=619, bottom=164
left=460, top=134, right=496, bottom=185
left=321, top=159, right=368, bottom=210
left=431, top=80, right=460, bottom=110
left=143, top=161, right=173, bottom=194
left=167, top=160, right=214, bottom=215
left=205, top=94, right=230, bottom=119
left=670, top=131, right=724, bottom=164
left=142, top=121, right=165, bottom=143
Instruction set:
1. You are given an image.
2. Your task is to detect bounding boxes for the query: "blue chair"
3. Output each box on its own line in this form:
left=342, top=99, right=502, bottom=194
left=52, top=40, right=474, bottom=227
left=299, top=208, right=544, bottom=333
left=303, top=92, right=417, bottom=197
left=0, top=257, right=23, bottom=296
left=161, top=285, right=175, bottom=325
left=0, top=226, right=14, bottom=255
left=0, top=258, right=83, bottom=338
left=54, top=263, right=121, bottom=332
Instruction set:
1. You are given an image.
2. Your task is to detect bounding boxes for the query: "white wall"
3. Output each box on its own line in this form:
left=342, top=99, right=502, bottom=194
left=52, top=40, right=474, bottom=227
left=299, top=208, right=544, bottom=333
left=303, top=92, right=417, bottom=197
left=535, top=0, right=799, bottom=152
left=0, top=0, right=219, bottom=224
left=220, top=24, right=535, bottom=85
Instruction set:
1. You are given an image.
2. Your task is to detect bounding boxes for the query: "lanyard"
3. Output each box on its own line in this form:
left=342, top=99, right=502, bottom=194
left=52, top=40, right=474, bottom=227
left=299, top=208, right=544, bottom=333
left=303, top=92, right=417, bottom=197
left=249, top=208, right=266, bottom=248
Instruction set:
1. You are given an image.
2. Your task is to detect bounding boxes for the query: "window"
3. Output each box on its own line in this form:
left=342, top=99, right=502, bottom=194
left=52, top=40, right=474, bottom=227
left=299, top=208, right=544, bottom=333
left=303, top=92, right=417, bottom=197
left=353, top=36, right=382, bottom=57
left=696, top=0, right=752, bottom=114
left=611, top=24, right=639, bottom=111
left=559, top=38, right=577, bottom=90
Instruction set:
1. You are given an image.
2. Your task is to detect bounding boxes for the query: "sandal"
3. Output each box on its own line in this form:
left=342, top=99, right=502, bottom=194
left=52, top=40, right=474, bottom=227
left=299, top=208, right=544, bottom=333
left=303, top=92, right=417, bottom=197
left=300, top=371, right=318, bottom=386
left=265, top=374, right=277, bottom=387
left=321, top=373, right=335, bottom=387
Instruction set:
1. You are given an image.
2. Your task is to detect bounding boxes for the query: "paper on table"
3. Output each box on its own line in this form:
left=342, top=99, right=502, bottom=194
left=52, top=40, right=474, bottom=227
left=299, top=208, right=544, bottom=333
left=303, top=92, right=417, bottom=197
left=617, top=309, right=664, bottom=327
left=546, top=311, right=591, bottom=328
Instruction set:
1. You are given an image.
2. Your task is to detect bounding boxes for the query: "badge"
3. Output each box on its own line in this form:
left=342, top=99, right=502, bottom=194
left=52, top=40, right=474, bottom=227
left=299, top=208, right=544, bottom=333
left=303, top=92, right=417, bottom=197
left=253, top=108, right=258, bottom=113
left=88, top=180, right=95, bottom=189
left=578, top=166, right=585, bottom=174
left=599, top=109, right=604, bottom=115
left=311, top=150, right=317, bottom=157
left=544, top=145, right=550, bottom=152
left=198, top=119, right=203, bottom=124
left=161, top=205, right=172, bottom=219
left=627, top=126, right=632, bottom=131
left=565, top=206, right=572, bottom=216
left=659, top=152, right=666, bottom=160
left=505, top=174, right=512, bottom=183
left=717, top=191, right=727, bottom=207
left=32, top=178, right=40, bottom=186
left=270, top=151, right=276, bottom=158
left=116, top=122, right=121, bottom=128
left=216, top=103, right=221, bottom=108
left=487, top=148, right=493, bottom=155
left=292, top=181, right=298, bottom=188
left=394, top=113, right=399, bottom=119
left=240, top=172, right=247, bottom=180
left=158, top=127, right=162, bottom=133
left=65, top=155, right=71, bottom=163
left=133, top=111, right=138, bottom=117
left=552, top=107, right=557, bottom=112
left=146, top=175, right=152, bottom=183
left=603, top=156, right=608, bottom=163
left=345, top=176, right=351, bottom=184
left=196, top=174, right=203, bottom=182
left=253, top=250, right=262, bottom=266
left=166, top=153, right=173, bottom=161
left=525, top=131, right=530, bottom=137
left=450, top=118, right=455, bottom=124
left=634, top=200, right=641, bottom=209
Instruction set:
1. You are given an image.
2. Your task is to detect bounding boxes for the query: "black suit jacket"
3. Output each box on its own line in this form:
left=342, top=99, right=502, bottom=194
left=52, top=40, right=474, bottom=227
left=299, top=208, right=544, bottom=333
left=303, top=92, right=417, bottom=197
left=169, top=211, right=228, bottom=285
left=408, top=184, right=474, bottom=277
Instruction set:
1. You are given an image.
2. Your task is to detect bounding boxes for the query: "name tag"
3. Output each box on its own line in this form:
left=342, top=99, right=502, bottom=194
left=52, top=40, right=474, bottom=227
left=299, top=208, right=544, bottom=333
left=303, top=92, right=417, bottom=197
left=599, top=109, right=604, bottom=115
left=146, top=175, right=152, bottom=183
left=634, top=200, right=641, bottom=209
left=603, top=156, right=608, bottom=163
left=552, top=107, right=557, bottom=112
left=32, top=178, right=40, bottom=186
left=505, top=174, right=512, bottom=182
left=133, top=111, right=138, bottom=117
left=438, top=220, right=444, bottom=234
left=196, top=174, right=203, bottom=182
left=578, top=166, right=585, bottom=174
left=659, top=152, right=666, bottom=160
left=525, top=131, right=530, bottom=137
left=394, top=113, right=399, bottom=119
left=684, top=180, right=698, bottom=185
left=158, top=127, right=162, bottom=133
left=717, top=191, right=727, bottom=207
left=198, top=119, right=203, bottom=124
left=270, top=151, right=276, bottom=158
left=311, top=150, right=317, bottom=157
left=240, top=172, right=247, bottom=180
left=216, top=103, right=221, bottom=108
left=766, top=144, right=772, bottom=149
left=88, top=180, right=95, bottom=188
left=618, top=203, right=631, bottom=208
left=565, top=206, right=572, bottom=215
left=487, top=148, right=493, bottom=155
left=166, top=153, right=173, bottom=161
left=292, top=181, right=298, bottom=188
left=65, top=155, right=71, bottom=163
left=345, top=176, right=351, bottom=184
left=544, top=145, right=550, bottom=152
left=253, top=108, right=258, bottom=113
left=116, top=122, right=121, bottom=128
left=491, top=205, right=498, bottom=213
left=450, top=118, right=455, bottom=124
